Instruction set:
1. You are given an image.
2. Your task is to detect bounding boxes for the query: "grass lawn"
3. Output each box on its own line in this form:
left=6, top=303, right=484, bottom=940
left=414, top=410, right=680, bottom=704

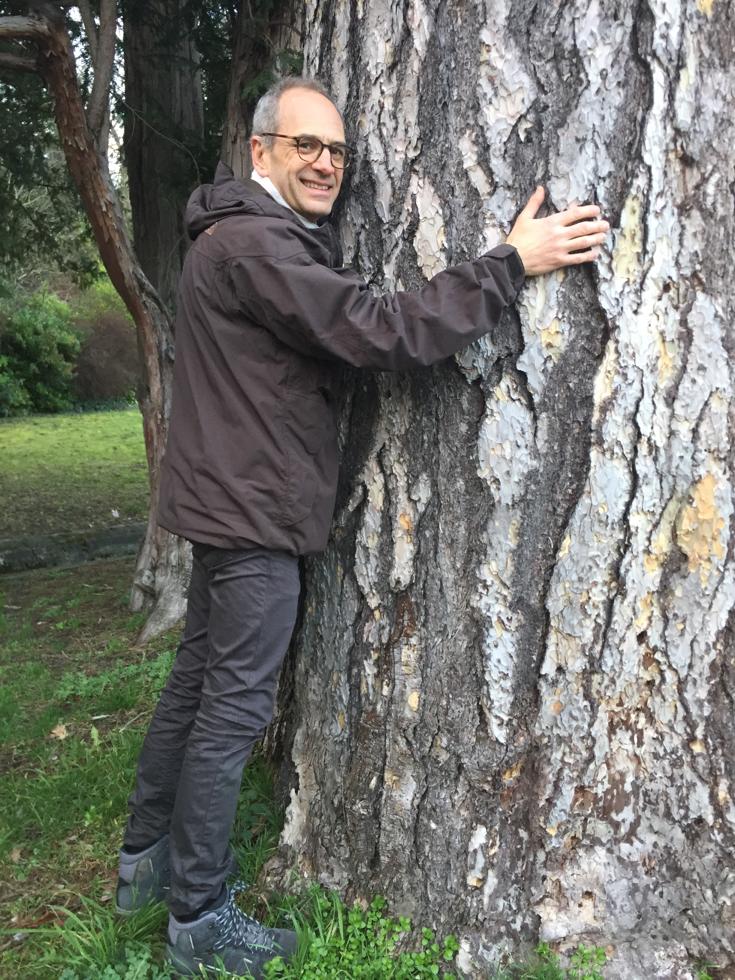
left=0, top=410, right=149, bottom=539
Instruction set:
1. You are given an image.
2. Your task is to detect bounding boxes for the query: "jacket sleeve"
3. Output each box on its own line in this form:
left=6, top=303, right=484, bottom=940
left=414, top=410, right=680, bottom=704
left=226, top=243, right=525, bottom=371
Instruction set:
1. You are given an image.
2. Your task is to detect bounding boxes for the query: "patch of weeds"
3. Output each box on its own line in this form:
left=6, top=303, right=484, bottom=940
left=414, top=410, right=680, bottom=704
left=0, top=561, right=179, bottom=754
left=123, top=612, right=148, bottom=633
left=561, top=943, right=607, bottom=980
left=497, top=941, right=607, bottom=979
left=52, top=616, right=85, bottom=632
left=104, top=636, right=129, bottom=655
left=55, top=649, right=175, bottom=715
left=264, top=890, right=459, bottom=979
left=0, top=659, right=59, bottom=744
left=230, top=755, right=284, bottom=887
left=32, top=897, right=171, bottom=980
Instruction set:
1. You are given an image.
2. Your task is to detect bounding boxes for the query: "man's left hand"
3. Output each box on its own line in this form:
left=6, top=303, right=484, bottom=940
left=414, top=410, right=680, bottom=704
left=507, top=186, right=610, bottom=276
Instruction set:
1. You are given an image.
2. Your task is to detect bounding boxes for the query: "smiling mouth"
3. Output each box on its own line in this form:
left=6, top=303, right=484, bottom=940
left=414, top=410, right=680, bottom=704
left=301, top=179, right=333, bottom=192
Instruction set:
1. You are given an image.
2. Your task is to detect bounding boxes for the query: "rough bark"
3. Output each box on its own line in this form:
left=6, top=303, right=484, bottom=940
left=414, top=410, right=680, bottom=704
left=220, top=0, right=303, bottom=177
left=122, top=0, right=204, bottom=312
left=268, top=1, right=735, bottom=977
left=0, top=4, right=190, bottom=641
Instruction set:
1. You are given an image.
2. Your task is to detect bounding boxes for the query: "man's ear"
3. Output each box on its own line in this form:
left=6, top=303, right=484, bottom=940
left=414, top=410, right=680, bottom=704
left=250, top=136, right=269, bottom=177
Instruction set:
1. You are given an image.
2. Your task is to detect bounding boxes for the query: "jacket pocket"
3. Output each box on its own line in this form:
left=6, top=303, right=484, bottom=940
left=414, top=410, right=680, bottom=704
left=277, top=390, right=334, bottom=527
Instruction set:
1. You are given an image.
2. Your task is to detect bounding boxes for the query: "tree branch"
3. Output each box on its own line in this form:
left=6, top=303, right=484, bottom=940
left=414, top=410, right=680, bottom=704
left=0, top=15, right=53, bottom=43
left=0, top=51, right=38, bottom=72
left=76, top=0, right=98, bottom=62
left=85, top=0, right=116, bottom=137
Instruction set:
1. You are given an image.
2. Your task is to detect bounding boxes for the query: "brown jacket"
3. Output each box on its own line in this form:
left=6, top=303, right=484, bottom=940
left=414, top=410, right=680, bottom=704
left=158, top=163, right=525, bottom=555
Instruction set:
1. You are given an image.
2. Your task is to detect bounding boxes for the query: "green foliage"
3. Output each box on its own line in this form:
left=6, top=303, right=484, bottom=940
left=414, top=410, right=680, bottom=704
left=41, top=901, right=171, bottom=980
left=189, top=1, right=239, bottom=174
left=231, top=755, right=286, bottom=884
left=265, top=891, right=459, bottom=979
left=55, top=650, right=175, bottom=715
left=237, top=48, right=306, bottom=106
left=498, top=941, right=607, bottom=980
left=0, top=352, right=29, bottom=414
left=0, top=274, right=140, bottom=417
left=58, top=943, right=174, bottom=980
left=0, top=725, right=145, bottom=863
left=0, top=75, right=100, bottom=288
left=0, top=284, right=81, bottom=415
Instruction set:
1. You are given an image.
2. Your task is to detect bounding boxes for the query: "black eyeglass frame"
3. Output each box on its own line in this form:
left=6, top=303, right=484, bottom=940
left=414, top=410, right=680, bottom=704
left=257, top=132, right=354, bottom=169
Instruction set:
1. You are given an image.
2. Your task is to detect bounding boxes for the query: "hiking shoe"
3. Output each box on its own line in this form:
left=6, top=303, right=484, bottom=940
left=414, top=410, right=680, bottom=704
left=166, top=880, right=298, bottom=978
left=116, top=835, right=171, bottom=915
left=116, top=836, right=238, bottom=916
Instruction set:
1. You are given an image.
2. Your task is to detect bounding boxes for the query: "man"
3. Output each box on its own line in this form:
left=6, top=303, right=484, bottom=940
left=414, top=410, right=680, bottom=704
left=116, top=77, right=609, bottom=977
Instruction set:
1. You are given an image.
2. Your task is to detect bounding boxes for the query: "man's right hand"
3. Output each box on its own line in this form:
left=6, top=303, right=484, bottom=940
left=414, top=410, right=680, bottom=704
left=506, top=186, right=610, bottom=276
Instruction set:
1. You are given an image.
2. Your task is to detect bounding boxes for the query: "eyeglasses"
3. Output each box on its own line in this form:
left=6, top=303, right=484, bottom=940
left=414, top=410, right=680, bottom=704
left=258, top=133, right=353, bottom=169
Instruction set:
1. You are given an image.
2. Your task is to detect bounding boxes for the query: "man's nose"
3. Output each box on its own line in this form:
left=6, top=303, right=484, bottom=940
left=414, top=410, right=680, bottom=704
left=312, top=146, right=335, bottom=173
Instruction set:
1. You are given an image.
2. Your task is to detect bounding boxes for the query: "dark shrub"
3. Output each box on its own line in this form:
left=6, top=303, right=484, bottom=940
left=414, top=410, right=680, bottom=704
left=73, top=311, right=140, bottom=404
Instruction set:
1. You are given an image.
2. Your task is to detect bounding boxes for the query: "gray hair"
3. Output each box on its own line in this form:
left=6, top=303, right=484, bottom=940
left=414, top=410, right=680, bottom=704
left=251, top=77, right=341, bottom=146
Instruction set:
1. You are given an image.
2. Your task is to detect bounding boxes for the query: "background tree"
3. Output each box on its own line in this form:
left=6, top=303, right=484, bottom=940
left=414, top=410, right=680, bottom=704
left=219, top=0, right=302, bottom=175
left=0, top=1, right=186, bottom=639
left=0, top=71, right=99, bottom=287
left=266, top=1, right=735, bottom=977
left=122, top=0, right=205, bottom=312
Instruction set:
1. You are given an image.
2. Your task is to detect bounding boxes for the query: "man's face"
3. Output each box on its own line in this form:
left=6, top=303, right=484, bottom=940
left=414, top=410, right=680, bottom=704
left=250, top=88, right=346, bottom=221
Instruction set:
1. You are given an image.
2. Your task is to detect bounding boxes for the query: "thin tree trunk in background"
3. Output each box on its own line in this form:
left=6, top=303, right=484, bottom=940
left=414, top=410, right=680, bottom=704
left=121, top=0, right=209, bottom=640
left=123, top=0, right=204, bottom=312
left=220, top=0, right=303, bottom=177
left=267, top=1, right=735, bottom=976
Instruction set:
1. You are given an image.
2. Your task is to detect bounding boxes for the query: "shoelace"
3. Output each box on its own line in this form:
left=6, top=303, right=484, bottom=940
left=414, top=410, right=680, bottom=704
left=212, top=879, right=274, bottom=953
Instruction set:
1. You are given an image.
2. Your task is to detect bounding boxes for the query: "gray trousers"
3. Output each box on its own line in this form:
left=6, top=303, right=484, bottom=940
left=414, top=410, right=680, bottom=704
left=123, top=543, right=300, bottom=917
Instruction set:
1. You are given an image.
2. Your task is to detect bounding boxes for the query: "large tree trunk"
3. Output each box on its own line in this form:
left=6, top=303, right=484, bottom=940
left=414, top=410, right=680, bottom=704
left=0, top=4, right=189, bottom=641
left=268, top=1, right=735, bottom=976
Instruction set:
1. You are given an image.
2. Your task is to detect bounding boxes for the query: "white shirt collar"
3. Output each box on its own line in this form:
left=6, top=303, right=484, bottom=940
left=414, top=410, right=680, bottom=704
left=250, top=170, right=319, bottom=229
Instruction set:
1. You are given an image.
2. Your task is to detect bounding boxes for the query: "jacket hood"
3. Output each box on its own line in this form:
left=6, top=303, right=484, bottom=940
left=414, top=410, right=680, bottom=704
left=185, top=163, right=282, bottom=239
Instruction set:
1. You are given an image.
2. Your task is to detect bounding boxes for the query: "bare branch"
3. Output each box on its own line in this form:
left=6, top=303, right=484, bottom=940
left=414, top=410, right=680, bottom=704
left=76, top=0, right=98, bottom=61
left=0, top=51, right=38, bottom=72
left=0, top=10, right=57, bottom=75
left=85, top=0, right=116, bottom=136
left=0, top=15, right=53, bottom=43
